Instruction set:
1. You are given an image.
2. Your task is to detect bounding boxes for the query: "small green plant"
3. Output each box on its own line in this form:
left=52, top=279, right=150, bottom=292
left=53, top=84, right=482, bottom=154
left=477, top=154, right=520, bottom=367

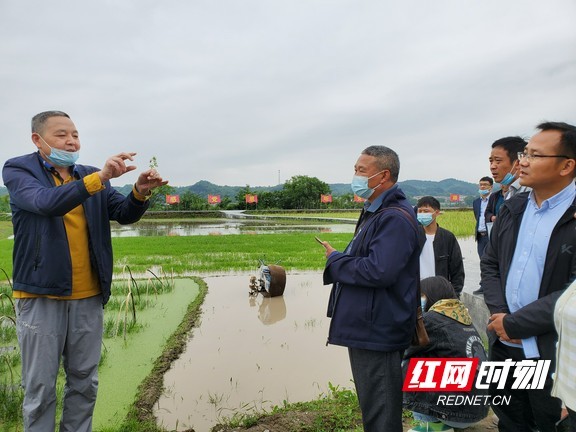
left=103, top=266, right=175, bottom=340
left=0, top=269, right=22, bottom=427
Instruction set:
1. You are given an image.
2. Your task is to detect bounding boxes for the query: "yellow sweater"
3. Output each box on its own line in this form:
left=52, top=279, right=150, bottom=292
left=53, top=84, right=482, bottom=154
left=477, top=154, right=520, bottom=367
left=13, top=172, right=148, bottom=300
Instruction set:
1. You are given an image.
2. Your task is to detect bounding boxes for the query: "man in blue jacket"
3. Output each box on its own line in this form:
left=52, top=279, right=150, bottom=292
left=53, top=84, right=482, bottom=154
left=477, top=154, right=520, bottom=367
left=2, top=110, right=168, bottom=431
left=481, top=121, right=576, bottom=432
left=472, top=176, right=493, bottom=258
left=318, top=146, right=420, bottom=432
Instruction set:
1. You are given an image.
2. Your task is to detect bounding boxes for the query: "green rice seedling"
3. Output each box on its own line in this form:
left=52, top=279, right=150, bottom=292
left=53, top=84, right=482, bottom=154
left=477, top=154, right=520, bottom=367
left=113, top=290, right=137, bottom=342
left=437, top=210, right=475, bottom=238
left=103, top=316, right=117, bottom=338
left=122, top=265, right=142, bottom=304
left=1, top=353, right=15, bottom=385
left=0, top=319, right=16, bottom=343
left=0, top=348, right=23, bottom=427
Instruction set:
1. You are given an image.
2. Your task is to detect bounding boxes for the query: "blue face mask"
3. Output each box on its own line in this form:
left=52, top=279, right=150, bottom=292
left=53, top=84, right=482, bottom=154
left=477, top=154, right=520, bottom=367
left=500, top=172, right=515, bottom=186
left=351, top=171, right=384, bottom=199
left=499, top=162, right=519, bottom=186
left=417, top=213, right=434, bottom=227
left=39, top=135, right=80, bottom=167
left=478, top=189, right=490, bottom=196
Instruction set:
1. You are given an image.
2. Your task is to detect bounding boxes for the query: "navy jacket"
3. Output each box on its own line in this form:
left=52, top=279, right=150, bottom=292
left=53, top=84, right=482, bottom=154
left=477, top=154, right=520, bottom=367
left=481, top=192, right=576, bottom=367
left=323, top=186, right=420, bottom=352
left=2, top=152, right=149, bottom=305
left=472, top=196, right=489, bottom=240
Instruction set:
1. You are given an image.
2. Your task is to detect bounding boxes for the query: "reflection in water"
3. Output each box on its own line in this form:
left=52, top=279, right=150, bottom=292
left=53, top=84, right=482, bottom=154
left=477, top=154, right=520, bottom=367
left=154, top=274, right=353, bottom=432
left=110, top=220, right=355, bottom=237
left=249, top=296, right=287, bottom=325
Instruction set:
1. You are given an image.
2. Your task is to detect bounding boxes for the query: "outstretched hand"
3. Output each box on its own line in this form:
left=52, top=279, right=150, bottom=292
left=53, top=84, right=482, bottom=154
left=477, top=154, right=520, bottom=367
left=135, top=169, right=169, bottom=195
left=98, top=152, right=138, bottom=183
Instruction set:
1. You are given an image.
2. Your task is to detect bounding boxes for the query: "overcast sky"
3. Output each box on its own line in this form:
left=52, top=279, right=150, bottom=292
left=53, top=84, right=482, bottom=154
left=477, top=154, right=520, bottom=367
left=1, top=0, right=575, bottom=188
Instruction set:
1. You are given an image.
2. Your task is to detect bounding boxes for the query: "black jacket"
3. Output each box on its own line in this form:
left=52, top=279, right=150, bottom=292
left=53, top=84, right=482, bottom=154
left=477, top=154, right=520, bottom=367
left=480, top=191, right=576, bottom=367
left=484, top=189, right=503, bottom=225
left=418, top=225, right=465, bottom=296
left=403, top=301, right=489, bottom=423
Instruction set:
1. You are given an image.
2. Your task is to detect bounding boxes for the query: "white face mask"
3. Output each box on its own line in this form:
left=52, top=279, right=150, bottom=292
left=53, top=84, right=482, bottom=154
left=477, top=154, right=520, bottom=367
left=38, top=135, right=79, bottom=167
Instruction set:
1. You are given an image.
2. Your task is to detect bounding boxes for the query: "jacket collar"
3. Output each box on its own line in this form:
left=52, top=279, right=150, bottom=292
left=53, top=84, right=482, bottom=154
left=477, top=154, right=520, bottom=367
left=35, top=151, right=81, bottom=183
left=366, top=184, right=405, bottom=213
left=506, top=190, right=576, bottom=225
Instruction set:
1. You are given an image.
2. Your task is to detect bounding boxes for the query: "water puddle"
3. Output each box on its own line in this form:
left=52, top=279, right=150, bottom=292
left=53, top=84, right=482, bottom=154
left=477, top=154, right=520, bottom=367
left=154, top=273, right=353, bottom=432
left=155, top=236, right=482, bottom=432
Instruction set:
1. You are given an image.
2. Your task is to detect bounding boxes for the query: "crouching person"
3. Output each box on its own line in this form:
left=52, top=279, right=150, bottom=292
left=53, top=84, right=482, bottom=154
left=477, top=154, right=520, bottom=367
left=402, top=277, right=489, bottom=432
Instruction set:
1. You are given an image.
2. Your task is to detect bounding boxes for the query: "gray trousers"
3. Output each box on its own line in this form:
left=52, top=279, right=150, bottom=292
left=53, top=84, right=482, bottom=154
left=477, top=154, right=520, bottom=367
left=348, top=347, right=403, bottom=432
left=15, top=295, right=103, bottom=432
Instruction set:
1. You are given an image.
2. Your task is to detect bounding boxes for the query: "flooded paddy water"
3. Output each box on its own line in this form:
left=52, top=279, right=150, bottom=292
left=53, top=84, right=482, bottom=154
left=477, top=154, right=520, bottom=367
left=105, top=216, right=481, bottom=431
left=110, top=218, right=356, bottom=237
left=154, top=234, right=482, bottom=432
left=154, top=273, right=353, bottom=432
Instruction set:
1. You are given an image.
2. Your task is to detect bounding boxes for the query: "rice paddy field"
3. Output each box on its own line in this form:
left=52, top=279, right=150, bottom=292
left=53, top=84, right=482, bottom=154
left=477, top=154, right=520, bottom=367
left=0, top=209, right=475, bottom=431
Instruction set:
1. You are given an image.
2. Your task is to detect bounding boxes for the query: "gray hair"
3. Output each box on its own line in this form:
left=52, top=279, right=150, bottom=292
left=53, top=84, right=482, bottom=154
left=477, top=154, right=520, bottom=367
left=31, top=111, right=70, bottom=134
left=361, top=145, right=400, bottom=182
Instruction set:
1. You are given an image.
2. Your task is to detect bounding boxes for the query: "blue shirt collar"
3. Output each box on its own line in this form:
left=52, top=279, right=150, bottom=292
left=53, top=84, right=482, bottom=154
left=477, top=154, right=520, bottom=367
left=366, top=184, right=398, bottom=213
left=528, top=182, right=576, bottom=211
left=39, top=152, right=78, bottom=177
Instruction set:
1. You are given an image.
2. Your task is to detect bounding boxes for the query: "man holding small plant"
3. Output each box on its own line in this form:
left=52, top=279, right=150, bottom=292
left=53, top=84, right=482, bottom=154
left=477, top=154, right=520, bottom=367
left=2, top=110, right=168, bottom=431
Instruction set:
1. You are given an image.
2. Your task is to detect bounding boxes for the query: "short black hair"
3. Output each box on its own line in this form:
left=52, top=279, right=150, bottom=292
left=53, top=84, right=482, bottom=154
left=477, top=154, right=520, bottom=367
left=479, top=176, right=493, bottom=185
left=537, top=121, right=576, bottom=159
left=421, top=276, right=457, bottom=312
left=31, top=111, right=70, bottom=134
left=416, top=196, right=440, bottom=211
left=491, top=136, right=527, bottom=163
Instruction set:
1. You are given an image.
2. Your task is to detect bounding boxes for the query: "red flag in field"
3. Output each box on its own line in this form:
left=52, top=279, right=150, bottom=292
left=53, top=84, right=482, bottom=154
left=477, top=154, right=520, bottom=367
left=208, top=194, right=221, bottom=204
left=320, top=194, right=332, bottom=203
left=353, top=195, right=366, bottom=203
left=449, top=194, right=460, bottom=202
left=245, top=194, right=258, bottom=204
left=166, top=194, right=180, bottom=204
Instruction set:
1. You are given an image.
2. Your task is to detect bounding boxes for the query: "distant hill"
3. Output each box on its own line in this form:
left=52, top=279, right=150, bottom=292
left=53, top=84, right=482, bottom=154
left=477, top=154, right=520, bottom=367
left=0, top=178, right=478, bottom=200
left=112, top=178, right=478, bottom=200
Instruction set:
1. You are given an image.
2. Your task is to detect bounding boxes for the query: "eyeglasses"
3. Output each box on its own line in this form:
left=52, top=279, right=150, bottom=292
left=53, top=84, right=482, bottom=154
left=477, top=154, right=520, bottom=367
left=517, top=152, right=571, bottom=162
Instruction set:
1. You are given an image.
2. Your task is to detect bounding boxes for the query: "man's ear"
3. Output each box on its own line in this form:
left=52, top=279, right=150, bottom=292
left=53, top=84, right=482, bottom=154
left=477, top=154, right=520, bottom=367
left=560, top=158, right=576, bottom=178
left=381, top=169, right=391, bottom=184
left=31, top=133, right=43, bottom=151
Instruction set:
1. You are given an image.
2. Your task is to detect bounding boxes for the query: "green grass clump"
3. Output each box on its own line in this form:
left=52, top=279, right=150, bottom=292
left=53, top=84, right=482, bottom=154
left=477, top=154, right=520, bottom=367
left=215, top=383, right=363, bottom=432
